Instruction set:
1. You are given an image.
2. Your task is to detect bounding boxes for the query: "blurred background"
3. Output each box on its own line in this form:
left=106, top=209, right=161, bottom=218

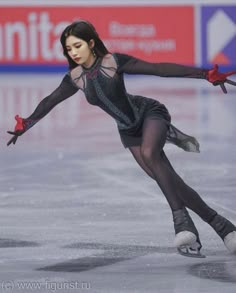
left=0, top=0, right=236, bottom=72
left=0, top=0, right=235, bottom=150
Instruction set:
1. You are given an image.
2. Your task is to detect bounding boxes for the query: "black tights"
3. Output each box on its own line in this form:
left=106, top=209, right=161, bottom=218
left=129, top=118, right=216, bottom=223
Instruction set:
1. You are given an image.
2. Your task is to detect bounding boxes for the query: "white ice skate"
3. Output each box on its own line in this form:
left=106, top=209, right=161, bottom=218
left=224, top=231, right=236, bottom=253
left=173, top=208, right=206, bottom=258
left=174, top=231, right=205, bottom=258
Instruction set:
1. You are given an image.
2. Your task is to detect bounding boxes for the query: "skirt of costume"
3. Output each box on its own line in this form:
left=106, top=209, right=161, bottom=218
left=118, top=96, right=200, bottom=153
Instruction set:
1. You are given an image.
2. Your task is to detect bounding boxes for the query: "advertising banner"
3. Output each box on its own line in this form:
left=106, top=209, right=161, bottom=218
left=0, top=6, right=194, bottom=70
left=201, top=6, right=236, bottom=68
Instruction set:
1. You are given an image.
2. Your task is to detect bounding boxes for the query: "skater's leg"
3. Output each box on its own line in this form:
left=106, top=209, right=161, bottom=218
left=129, top=144, right=201, bottom=256
left=129, top=118, right=236, bottom=253
left=130, top=144, right=216, bottom=223
left=129, top=119, right=202, bottom=256
left=160, top=152, right=236, bottom=253
left=129, top=145, right=183, bottom=211
left=130, top=145, right=208, bottom=234
left=139, top=118, right=213, bottom=220
left=161, top=151, right=217, bottom=223
left=129, top=146, right=156, bottom=180
left=130, top=118, right=216, bottom=223
left=139, top=119, right=184, bottom=211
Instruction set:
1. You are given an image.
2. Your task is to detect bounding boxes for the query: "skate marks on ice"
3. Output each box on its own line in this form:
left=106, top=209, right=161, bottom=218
left=0, top=238, right=40, bottom=248
left=37, top=242, right=174, bottom=273
left=36, top=241, right=227, bottom=274
left=188, top=260, right=236, bottom=283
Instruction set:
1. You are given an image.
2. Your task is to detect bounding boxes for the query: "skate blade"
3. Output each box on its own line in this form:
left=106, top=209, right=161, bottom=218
left=177, top=246, right=206, bottom=258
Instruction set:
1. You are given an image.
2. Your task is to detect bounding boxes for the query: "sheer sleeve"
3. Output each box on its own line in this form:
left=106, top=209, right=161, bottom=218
left=27, top=73, right=79, bottom=121
left=114, top=53, right=207, bottom=79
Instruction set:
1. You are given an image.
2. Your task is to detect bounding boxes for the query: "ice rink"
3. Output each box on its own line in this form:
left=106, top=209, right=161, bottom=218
left=0, top=73, right=236, bottom=292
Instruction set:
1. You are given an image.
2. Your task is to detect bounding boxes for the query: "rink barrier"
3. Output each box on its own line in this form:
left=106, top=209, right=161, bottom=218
left=0, top=4, right=235, bottom=72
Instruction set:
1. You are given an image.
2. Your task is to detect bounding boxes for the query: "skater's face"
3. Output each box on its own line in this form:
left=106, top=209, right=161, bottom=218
left=65, top=35, right=95, bottom=68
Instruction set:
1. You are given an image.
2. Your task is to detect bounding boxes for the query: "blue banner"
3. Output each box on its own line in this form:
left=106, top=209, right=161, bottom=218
left=201, top=6, right=236, bottom=69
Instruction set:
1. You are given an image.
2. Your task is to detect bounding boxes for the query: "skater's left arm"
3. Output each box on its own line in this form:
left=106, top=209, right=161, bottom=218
left=114, top=53, right=236, bottom=93
left=7, top=73, right=79, bottom=146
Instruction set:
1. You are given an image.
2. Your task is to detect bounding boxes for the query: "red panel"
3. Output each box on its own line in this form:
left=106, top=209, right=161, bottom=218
left=0, top=6, right=194, bottom=65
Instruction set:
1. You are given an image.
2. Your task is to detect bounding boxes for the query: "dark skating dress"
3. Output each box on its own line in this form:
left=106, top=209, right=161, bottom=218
left=26, top=53, right=208, bottom=152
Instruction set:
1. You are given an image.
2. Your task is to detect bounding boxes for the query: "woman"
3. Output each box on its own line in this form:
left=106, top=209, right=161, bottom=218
left=7, top=20, right=236, bottom=258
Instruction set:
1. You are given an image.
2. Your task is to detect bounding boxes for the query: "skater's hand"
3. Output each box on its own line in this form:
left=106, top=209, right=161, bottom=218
left=207, top=65, right=236, bottom=94
left=7, top=115, right=26, bottom=146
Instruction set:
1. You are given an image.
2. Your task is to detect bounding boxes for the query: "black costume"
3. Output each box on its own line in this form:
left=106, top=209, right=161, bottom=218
left=26, top=53, right=206, bottom=152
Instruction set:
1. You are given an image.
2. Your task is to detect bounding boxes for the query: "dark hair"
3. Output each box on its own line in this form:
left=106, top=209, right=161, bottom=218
left=60, top=20, right=109, bottom=69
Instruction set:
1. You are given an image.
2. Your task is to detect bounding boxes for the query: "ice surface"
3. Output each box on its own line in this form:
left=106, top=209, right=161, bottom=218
left=0, top=74, right=236, bottom=292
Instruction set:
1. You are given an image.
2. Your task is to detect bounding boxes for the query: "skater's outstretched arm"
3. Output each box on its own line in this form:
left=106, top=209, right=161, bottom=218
left=115, top=53, right=236, bottom=93
left=7, top=74, right=79, bottom=146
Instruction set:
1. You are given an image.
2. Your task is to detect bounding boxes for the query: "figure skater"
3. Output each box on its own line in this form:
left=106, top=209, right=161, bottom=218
left=7, top=20, right=236, bottom=258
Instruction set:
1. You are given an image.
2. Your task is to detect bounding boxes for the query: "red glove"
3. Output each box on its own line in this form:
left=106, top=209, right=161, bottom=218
left=7, top=115, right=27, bottom=146
left=207, top=64, right=236, bottom=94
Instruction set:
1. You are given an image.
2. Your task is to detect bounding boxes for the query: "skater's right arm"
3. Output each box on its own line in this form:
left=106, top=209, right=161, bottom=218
left=7, top=74, right=79, bottom=146
left=114, top=53, right=236, bottom=93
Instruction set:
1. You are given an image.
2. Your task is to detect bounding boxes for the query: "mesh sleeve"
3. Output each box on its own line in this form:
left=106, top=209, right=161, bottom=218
left=27, top=73, right=79, bottom=121
left=114, top=53, right=207, bottom=79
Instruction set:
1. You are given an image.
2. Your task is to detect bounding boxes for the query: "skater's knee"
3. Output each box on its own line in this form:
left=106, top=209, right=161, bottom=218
left=141, top=146, right=162, bottom=167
